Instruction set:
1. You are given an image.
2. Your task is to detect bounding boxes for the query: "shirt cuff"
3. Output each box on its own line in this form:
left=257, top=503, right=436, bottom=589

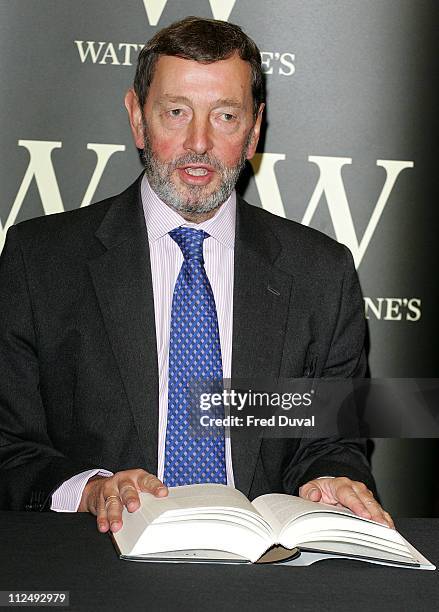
left=50, top=469, right=113, bottom=512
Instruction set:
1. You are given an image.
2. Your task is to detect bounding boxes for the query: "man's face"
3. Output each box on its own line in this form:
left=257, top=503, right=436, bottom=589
left=126, top=53, right=263, bottom=216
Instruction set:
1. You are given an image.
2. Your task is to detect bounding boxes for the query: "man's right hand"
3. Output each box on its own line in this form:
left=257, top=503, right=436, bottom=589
left=78, top=469, right=168, bottom=533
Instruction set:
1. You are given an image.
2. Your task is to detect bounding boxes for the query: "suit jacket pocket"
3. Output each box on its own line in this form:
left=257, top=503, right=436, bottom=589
left=303, top=352, right=318, bottom=378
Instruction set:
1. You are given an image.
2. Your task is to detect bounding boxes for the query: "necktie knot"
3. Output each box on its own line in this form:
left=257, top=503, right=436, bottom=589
left=169, top=226, right=208, bottom=263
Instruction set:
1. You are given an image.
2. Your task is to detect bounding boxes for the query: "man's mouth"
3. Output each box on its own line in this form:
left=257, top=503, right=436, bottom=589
left=177, top=164, right=216, bottom=185
left=184, top=167, right=209, bottom=176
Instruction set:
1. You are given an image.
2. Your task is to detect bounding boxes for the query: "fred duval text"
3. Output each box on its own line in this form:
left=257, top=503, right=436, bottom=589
left=199, top=415, right=315, bottom=428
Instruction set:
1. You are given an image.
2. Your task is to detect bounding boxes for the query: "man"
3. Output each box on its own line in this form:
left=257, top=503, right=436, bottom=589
left=0, top=17, right=393, bottom=532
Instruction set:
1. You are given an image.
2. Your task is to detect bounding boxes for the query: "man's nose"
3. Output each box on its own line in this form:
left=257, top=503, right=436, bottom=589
left=183, top=117, right=213, bottom=155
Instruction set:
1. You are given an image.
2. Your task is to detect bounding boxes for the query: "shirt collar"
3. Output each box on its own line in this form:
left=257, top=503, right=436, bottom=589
left=141, top=174, right=236, bottom=249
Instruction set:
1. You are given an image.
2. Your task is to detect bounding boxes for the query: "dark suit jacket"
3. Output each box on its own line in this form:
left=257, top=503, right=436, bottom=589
left=0, top=175, right=375, bottom=510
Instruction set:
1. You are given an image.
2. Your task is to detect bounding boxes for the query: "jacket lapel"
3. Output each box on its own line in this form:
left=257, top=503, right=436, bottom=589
left=88, top=178, right=159, bottom=475
left=231, top=198, right=293, bottom=496
left=86, top=186, right=293, bottom=490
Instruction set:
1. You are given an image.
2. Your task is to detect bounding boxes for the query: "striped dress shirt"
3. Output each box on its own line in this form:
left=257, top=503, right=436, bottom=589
left=51, top=175, right=235, bottom=511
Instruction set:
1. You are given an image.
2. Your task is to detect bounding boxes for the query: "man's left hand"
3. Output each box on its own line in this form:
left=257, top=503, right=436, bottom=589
left=299, top=477, right=394, bottom=528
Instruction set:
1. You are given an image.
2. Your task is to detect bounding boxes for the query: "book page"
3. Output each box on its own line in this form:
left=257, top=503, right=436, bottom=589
left=115, top=484, right=274, bottom=561
left=252, top=494, right=334, bottom=536
left=252, top=493, right=409, bottom=557
left=295, top=531, right=413, bottom=557
left=252, top=494, right=422, bottom=565
left=281, top=511, right=404, bottom=547
left=137, top=484, right=264, bottom=522
left=276, top=509, right=411, bottom=560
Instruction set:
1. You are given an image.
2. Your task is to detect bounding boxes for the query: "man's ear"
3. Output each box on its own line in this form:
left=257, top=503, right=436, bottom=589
left=124, top=88, right=144, bottom=149
left=246, top=103, right=265, bottom=160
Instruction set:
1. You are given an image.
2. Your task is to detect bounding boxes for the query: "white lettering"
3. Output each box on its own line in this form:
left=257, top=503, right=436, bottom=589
left=407, top=298, right=421, bottom=322
left=142, top=0, right=237, bottom=25
left=249, top=153, right=287, bottom=218
left=74, top=41, right=106, bottom=63
left=278, top=416, right=315, bottom=427
left=260, top=52, right=274, bottom=75
left=364, top=297, right=421, bottom=322
left=303, top=157, right=414, bottom=268
left=1, top=141, right=125, bottom=252
left=199, top=393, right=211, bottom=411
left=208, top=0, right=237, bottom=21
left=99, top=43, right=120, bottom=65
left=364, top=297, right=385, bottom=320
left=80, top=144, right=126, bottom=208
left=279, top=53, right=295, bottom=76
left=252, top=154, right=414, bottom=268
left=118, top=43, right=140, bottom=66
left=384, top=298, right=403, bottom=321
left=141, top=0, right=168, bottom=26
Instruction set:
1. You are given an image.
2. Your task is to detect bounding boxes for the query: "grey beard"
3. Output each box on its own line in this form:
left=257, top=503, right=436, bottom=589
left=141, top=127, right=250, bottom=215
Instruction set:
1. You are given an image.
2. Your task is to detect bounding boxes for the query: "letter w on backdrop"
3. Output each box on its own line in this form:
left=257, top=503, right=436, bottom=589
left=1, top=141, right=125, bottom=252
left=2, top=142, right=412, bottom=270
left=249, top=154, right=413, bottom=268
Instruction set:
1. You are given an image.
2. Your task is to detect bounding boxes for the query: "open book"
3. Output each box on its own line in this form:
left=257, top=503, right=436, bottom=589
left=111, top=484, right=435, bottom=569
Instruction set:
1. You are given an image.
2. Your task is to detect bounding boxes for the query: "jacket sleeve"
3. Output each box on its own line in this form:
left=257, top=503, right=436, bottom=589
left=0, top=226, right=91, bottom=510
left=282, top=245, right=376, bottom=495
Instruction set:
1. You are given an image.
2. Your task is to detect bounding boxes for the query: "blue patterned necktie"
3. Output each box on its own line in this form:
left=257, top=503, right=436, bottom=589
left=163, top=226, right=227, bottom=487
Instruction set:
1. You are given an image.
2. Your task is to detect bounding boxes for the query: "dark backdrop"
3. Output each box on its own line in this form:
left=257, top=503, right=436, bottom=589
left=1, top=0, right=438, bottom=515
